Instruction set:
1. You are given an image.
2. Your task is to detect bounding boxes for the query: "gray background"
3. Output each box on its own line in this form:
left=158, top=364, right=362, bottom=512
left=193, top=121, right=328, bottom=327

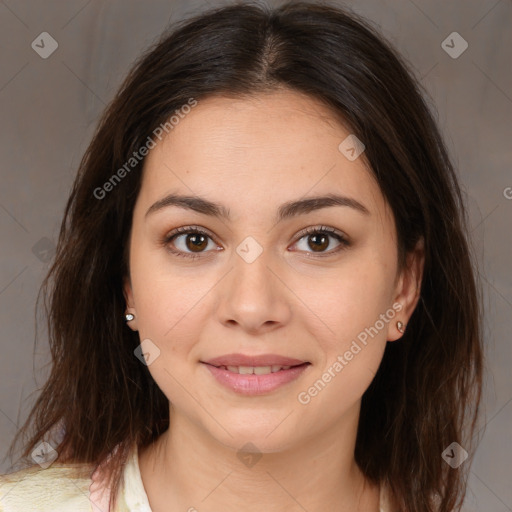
left=0, top=0, right=510, bottom=510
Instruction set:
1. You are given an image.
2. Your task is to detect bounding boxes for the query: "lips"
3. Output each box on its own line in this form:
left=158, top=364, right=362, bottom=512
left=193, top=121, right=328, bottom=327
left=200, top=353, right=311, bottom=395
left=202, top=361, right=310, bottom=395
left=202, top=353, right=307, bottom=367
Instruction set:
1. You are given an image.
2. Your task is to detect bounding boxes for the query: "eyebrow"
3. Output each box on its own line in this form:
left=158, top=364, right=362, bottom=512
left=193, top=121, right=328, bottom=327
left=145, top=192, right=370, bottom=222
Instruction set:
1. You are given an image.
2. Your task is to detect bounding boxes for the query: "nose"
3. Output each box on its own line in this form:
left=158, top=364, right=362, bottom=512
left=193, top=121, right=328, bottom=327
left=215, top=248, right=292, bottom=335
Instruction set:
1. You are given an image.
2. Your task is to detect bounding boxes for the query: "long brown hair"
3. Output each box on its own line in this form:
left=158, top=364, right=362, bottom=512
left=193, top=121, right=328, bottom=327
left=7, top=2, right=484, bottom=511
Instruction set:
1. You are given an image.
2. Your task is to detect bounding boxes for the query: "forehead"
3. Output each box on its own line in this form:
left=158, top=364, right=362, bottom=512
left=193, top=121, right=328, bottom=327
left=137, top=90, right=391, bottom=226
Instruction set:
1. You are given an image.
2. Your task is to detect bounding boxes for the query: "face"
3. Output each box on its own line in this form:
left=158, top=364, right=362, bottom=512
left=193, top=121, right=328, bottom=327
left=123, top=89, right=423, bottom=453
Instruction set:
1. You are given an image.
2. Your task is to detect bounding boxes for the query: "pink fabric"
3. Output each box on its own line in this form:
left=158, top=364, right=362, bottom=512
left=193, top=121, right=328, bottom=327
left=89, top=462, right=112, bottom=512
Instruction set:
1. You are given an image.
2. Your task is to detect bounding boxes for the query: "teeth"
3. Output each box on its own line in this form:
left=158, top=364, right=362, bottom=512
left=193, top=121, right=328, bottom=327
left=223, top=365, right=293, bottom=374
left=239, top=366, right=256, bottom=375
left=253, top=366, right=272, bottom=375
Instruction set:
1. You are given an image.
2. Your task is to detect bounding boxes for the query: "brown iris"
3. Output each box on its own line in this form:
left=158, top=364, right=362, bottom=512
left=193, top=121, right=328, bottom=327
left=186, top=233, right=208, bottom=252
left=308, top=233, right=329, bottom=252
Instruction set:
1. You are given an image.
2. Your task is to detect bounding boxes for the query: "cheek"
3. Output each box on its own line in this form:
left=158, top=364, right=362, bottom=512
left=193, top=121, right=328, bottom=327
left=296, top=269, right=392, bottom=413
left=294, top=259, right=393, bottom=415
left=294, top=340, right=385, bottom=438
left=131, top=280, right=209, bottom=405
left=303, top=258, right=393, bottom=352
left=129, top=238, right=214, bottom=340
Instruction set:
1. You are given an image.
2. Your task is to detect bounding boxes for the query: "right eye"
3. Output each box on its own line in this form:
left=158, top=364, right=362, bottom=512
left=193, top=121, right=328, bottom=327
left=162, top=226, right=221, bottom=260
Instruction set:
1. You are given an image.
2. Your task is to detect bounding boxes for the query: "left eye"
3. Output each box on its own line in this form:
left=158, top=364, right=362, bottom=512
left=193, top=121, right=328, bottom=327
left=292, top=226, right=349, bottom=256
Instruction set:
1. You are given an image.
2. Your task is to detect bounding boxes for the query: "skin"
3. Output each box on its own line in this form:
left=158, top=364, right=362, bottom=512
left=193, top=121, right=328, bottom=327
left=123, top=88, right=424, bottom=512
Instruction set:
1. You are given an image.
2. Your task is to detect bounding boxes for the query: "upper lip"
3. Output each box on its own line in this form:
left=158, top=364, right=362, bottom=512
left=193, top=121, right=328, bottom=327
left=202, top=353, right=308, bottom=367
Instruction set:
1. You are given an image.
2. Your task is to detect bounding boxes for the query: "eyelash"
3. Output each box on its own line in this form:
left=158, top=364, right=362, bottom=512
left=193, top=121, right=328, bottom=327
left=161, top=225, right=350, bottom=260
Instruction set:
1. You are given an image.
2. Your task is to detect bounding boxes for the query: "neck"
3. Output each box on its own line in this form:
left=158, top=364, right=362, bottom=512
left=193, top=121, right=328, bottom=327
left=139, top=401, right=380, bottom=512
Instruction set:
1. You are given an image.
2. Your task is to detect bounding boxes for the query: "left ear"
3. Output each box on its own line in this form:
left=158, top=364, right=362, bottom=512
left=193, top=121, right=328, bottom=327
left=388, top=236, right=425, bottom=341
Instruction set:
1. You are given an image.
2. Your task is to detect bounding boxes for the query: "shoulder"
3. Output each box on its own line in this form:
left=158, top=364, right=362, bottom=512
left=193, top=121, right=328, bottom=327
left=0, top=462, right=94, bottom=512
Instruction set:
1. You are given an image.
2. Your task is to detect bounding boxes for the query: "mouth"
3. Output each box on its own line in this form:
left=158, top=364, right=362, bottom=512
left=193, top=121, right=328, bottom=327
left=200, top=354, right=311, bottom=395
left=202, top=362, right=309, bottom=375
left=202, top=353, right=309, bottom=368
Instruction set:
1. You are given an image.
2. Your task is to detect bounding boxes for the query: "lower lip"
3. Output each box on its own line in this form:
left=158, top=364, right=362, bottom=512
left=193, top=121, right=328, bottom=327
left=202, top=363, right=310, bottom=395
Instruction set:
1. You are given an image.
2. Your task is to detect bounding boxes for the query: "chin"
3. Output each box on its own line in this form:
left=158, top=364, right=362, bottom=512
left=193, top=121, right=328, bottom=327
left=205, top=415, right=302, bottom=454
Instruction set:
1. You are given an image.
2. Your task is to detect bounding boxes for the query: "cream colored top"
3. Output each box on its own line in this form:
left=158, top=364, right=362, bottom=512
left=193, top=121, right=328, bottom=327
left=0, top=444, right=393, bottom=511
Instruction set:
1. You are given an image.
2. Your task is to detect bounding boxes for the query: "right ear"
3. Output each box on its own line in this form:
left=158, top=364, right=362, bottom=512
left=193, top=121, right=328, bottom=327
left=123, top=276, right=138, bottom=331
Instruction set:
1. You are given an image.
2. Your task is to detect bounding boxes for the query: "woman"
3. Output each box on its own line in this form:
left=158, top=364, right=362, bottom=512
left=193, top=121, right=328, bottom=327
left=0, top=2, right=483, bottom=511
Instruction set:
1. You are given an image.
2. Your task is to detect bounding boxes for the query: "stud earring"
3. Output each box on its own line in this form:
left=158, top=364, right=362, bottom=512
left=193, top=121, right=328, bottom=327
left=397, top=320, right=405, bottom=333
left=125, top=313, right=135, bottom=322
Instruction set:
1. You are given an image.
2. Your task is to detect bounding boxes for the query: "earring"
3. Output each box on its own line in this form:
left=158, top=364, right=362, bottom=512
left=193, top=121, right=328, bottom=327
left=125, top=313, right=135, bottom=322
left=397, top=320, right=405, bottom=333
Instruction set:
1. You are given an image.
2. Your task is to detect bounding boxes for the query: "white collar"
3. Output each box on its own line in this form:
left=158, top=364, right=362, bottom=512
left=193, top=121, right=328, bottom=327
left=121, top=443, right=153, bottom=512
